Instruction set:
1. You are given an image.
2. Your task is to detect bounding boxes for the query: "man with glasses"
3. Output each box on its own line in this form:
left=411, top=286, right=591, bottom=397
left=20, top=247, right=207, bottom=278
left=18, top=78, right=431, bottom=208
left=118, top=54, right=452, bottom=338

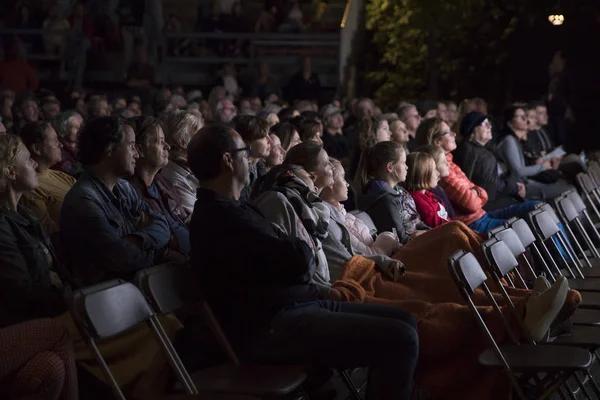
left=188, top=125, right=419, bottom=400
left=214, top=97, right=237, bottom=126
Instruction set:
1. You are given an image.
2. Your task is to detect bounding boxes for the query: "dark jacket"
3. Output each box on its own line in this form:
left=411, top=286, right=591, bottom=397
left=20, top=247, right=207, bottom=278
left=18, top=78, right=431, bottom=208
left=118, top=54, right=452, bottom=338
left=126, top=172, right=190, bottom=261
left=322, top=131, right=350, bottom=160
left=357, top=182, right=428, bottom=244
left=60, top=171, right=171, bottom=285
left=453, top=140, right=520, bottom=209
left=0, top=206, right=66, bottom=328
left=190, top=188, right=318, bottom=354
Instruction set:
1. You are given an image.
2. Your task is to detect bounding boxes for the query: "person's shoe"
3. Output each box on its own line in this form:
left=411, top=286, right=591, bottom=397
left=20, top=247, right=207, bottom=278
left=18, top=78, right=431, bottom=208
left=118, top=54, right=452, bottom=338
left=532, top=275, right=551, bottom=294
left=524, top=276, right=568, bottom=341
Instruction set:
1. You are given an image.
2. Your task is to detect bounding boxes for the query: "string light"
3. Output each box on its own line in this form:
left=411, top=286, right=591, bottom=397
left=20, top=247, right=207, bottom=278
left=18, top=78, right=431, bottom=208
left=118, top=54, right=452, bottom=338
left=548, top=15, right=565, bottom=26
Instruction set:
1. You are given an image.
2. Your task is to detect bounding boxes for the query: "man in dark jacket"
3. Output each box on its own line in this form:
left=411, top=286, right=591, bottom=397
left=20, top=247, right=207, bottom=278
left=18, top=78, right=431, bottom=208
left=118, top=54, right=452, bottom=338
left=60, top=116, right=171, bottom=285
left=188, top=124, right=419, bottom=400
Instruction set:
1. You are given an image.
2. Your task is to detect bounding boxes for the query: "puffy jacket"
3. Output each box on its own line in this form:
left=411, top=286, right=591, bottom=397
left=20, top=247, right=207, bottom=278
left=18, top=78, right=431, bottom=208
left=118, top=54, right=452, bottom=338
left=440, top=153, right=487, bottom=226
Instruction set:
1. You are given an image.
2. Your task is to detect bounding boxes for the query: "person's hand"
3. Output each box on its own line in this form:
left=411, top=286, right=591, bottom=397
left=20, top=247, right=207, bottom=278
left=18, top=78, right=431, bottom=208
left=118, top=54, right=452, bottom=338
left=50, top=271, right=63, bottom=289
left=410, top=230, right=426, bottom=238
left=543, top=160, right=552, bottom=169
left=551, top=157, right=561, bottom=170
left=516, top=182, right=526, bottom=199
left=137, top=212, right=150, bottom=230
left=385, top=261, right=406, bottom=282
left=329, top=288, right=344, bottom=301
left=470, top=188, right=478, bottom=196
left=535, top=158, right=544, bottom=165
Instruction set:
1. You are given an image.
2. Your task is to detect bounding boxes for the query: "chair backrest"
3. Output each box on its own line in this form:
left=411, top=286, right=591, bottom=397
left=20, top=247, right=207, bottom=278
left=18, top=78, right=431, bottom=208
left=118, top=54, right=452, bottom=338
left=565, top=190, right=587, bottom=214
left=487, top=224, right=509, bottom=239
left=528, top=210, right=560, bottom=241
left=490, top=228, right=527, bottom=257
left=507, top=218, right=537, bottom=248
left=73, top=281, right=154, bottom=339
left=448, top=250, right=488, bottom=296
left=577, top=172, right=596, bottom=194
left=135, top=263, right=201, bottom=315
left=588, top=161, right=600, bottom=187
left=555, top=196, right=580, bottom=223
left=534, top=202, right=561, bottom=224
left=482, top=238, right=519, bottom=278
left=350, top=211, right=378, bottom=237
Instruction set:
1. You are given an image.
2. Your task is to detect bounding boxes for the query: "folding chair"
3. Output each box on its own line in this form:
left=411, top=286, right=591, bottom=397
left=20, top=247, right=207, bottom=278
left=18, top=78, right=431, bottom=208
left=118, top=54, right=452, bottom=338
left=554, top=195, right=600, bottom=269
left=67, top=279, right=258, bottom=400
left=480, top=238, right=600, bottom=397
left=587, top=161, right=600, bottom=188
left=136, top=264, right=363, bottom=400
left=527, top=209, right=600, bottom=292
left=575, top=173, right=600, bottom=223
left=448, top=249, right=593, bottom=400
left=501, top=221, right=600, bottom=327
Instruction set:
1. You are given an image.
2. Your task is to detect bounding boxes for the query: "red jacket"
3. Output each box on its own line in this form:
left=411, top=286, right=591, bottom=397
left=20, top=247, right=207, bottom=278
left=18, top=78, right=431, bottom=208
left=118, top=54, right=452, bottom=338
left=440, top=153, right=487, bottom=226
left=408, top=190, right=450, bottom=228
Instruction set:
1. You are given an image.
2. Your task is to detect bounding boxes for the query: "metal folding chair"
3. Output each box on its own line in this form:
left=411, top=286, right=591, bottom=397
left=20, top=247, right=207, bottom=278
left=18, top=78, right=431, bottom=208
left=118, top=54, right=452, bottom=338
left=67, top=279, right=258, bottom=400
left=480, top=238, right=600, bottom=398
left=500, top=221, right=600, bottom=327
left=448, top=249, right=593, bottom=400
left=576, top=173, right=600, bottom=223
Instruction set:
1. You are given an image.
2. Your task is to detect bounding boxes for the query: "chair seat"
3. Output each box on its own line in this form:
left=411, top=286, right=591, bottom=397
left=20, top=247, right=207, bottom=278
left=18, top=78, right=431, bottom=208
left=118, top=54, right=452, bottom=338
left=166, top=395, right=259, bottom=400
left=572, top=308, right=600, bottom=326
left=192, top=364, right=307, bottom=396
left=550, top=325, right=600, bottom=348
left=479, top=345, right=592, bottom=371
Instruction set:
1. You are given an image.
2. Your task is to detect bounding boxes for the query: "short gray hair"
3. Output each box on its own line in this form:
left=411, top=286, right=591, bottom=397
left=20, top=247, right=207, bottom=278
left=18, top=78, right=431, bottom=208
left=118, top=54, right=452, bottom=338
left=51, top=110, right=81, bottom=139
left=161, top=110, right=204, bottom=154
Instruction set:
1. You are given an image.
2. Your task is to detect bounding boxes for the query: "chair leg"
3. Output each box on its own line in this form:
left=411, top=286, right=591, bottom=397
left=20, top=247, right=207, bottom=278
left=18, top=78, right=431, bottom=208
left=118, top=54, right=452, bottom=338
left=338, top=369, right=361, bottom=400
left=574, top=372, right=593, bottom=399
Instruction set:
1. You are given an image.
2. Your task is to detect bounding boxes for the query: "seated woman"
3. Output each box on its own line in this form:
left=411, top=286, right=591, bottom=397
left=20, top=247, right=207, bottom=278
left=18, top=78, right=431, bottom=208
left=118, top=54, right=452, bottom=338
left=19, top=121, right=76, bottom=236
left=415, top=117, right=538, bottom=233
left=0, top=319, right=78, bottom=400
left=271, top=122, right=301, bottom=152
left=405, top=152, right=450, bottom=228
left=251, top=141, right=578, bottom=399
left=497, top=106, right=574, bottom=200
left=452, top=111, right=526, bottom=209
left=0, top=135, right=180, bottom=400
left=159, top=110, right=204, bottom=223
left=349, top=117, right=391, bottom=180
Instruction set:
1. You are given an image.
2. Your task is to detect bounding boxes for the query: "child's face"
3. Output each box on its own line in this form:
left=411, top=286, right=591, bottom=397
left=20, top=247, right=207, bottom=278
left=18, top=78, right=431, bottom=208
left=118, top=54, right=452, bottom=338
left=435, top=153, right=449, bottom=178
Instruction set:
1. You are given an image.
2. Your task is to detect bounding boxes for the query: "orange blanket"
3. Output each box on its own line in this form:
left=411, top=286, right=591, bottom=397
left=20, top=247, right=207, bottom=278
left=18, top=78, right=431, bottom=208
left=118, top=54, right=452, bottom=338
left=332, top=222, right=531, bottom=399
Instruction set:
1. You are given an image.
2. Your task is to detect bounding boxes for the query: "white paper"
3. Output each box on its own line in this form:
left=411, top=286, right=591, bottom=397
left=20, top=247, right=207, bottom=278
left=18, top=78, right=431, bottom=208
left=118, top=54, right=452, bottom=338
left=542, top=146, right=567, bottom=160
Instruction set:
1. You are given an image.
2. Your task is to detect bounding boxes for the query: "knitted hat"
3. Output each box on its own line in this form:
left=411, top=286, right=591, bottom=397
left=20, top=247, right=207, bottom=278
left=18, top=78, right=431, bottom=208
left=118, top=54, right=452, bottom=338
left=460, top=111, right=487, bottom=137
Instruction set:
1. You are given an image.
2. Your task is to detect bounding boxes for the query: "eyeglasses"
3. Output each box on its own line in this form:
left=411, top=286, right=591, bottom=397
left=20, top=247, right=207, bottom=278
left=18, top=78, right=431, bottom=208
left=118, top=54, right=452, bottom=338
left=481, top=121, right=492, bottom=128
left=230, top=146, right=251, bottom=158
left=434, top=130, right=453, bottom=138
left=514, top=114, right=526, bottom=120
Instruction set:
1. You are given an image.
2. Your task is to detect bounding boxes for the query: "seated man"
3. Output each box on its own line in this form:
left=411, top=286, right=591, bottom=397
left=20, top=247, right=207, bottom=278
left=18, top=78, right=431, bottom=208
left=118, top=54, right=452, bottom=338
left=20, top=121, right=76, bottom=236
left=60, top=116, right=171, bottom=285
left=126, top=116, right=190, bottom=262
left=187, top=125, right=419, bottom=399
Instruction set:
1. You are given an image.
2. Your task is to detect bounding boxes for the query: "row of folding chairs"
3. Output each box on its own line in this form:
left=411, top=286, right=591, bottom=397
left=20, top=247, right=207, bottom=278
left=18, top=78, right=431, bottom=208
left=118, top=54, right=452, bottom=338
left=66, top=264, right=318, bottom=400
left=446, top=185, right=600, bottom=399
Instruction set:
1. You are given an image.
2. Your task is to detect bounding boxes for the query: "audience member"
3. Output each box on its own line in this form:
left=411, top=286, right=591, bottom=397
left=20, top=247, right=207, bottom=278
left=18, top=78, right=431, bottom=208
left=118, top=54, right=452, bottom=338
left=234, top=115, right=272, bottom=203
left=50, top=111, right=84, bottom=178
left=20, top=121, right=76, bottom=236
left=0, top=36, right=39, bottom=96
left=321, top=104, right=350, bottom=160
left=271, top=122, right=301, bottom=151
left=60, top=116, right=171, bottom=285
left=126, top=116, right=190, bottom=262
left=286, top=57, right=321, bottom=103
left=160, top=110, right=204, bottom=222
left=87, top=97, right=110, bottom=118
left=397, top=103, right=421, bottom=151
left=187, top=124, right=419, bottom=399
left=11, top=93, right=40, bottom=135
left=40, top=96, right=61, bottom=121
left=214, top=97, right=237, bottom=126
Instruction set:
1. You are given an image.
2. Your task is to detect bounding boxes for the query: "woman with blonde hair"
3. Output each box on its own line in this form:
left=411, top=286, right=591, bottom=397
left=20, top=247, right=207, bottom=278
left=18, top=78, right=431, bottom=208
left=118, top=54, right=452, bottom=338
left=160, top=110, right=204, bottom=221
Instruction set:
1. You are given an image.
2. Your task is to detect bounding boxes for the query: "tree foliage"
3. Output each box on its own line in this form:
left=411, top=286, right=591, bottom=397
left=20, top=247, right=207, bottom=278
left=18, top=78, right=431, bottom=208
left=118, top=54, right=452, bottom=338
left=363, top=0, right=531, bottom=109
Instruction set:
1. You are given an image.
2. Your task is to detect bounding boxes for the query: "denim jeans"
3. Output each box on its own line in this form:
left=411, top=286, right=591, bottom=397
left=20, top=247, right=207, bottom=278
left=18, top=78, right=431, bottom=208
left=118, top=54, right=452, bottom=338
left=469, top=200, right=540, bottom=233
left=248, top=300, right=419, bottom=400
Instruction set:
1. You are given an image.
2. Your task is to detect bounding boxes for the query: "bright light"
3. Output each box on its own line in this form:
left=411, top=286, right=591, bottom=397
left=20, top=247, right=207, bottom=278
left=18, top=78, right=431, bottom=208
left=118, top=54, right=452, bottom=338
left=548, top=14, right=565, bottom=26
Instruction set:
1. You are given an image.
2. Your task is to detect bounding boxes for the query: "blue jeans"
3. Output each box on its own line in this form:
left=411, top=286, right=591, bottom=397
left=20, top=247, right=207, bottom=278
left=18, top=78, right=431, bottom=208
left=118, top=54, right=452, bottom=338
left=249, top=300, right=419, bottom=400
left=469, top=201, right=540, bottom=233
